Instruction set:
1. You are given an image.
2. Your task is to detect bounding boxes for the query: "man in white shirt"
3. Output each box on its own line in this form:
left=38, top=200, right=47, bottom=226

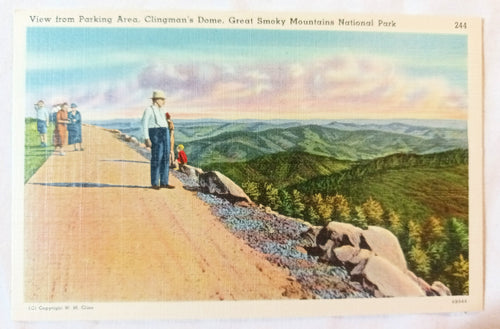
left=141, top=90, right=175, bottom=190
left=34, top=100, right=49, bottom=147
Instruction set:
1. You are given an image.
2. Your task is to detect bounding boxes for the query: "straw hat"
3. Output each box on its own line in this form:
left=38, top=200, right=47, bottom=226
left=151, top=90, right=166, bottom=99
left=177, top=144, right=184, bottom=150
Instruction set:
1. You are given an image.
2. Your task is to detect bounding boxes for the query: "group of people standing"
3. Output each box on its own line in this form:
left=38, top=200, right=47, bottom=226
left=35, top=90, right=184, bottom=189
left=34, top=100, right=83, bottom=156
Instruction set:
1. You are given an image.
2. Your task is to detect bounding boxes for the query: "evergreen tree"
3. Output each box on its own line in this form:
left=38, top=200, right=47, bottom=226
left=409, top=244, right=431, bottom=279
left=241, top=181, right=260, bottom=203
left=308, top=193, right=332, bottom=226
left=361, top=197, right=384, bottom=226
left=385, top=209, right=403, bottom=238
left=426, top=240, right=448, bottom=279
left=407, top=220, right=423, bottom=249
left=277, top=189, right=293, bottom=216
left=421, top=215, right=445, bottom=247
left=350, top=206, right=368, bottom=229
left=291, top=189, right=305, bottom=218
left=444, top=217, right=469, bottom=261
left=329, top=194, right=351, bottom=222
left=442, top=254, right=469, bottom=295
left=265, top=183, right=281, bottom=210
left=304, top=206, right=321, bottom=225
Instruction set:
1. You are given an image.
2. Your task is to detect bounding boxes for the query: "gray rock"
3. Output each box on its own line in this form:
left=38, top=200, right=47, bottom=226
left=352, top=255, right=426, bottom=297
left=348, top=248, right=372, bottom=267
left=301, top=221, right=451, bottom=298
left=119, top=133, right=132, bottom=142
left=301, top=226, right=322, bottom=243
left=406, top=270, right=435, bottom=296
left=431, top=281, right=452, bottom=296
left=333, top=245, right=359, bottom=263
left=180, top=164, right=203, bottom=179
left=319, top=222, right=363, bottom=249
left=199, top=171, right=252, bottom=203
left=362, top=226, right=407, bottom=271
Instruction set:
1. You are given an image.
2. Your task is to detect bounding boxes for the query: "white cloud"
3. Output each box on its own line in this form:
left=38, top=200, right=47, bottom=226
left=27, top=54, right=467, bottom=120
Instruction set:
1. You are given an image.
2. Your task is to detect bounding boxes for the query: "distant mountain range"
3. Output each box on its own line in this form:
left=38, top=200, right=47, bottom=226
left=184, top=123, right=467, bottom=166
left=89, top=118, right=468, bottom=165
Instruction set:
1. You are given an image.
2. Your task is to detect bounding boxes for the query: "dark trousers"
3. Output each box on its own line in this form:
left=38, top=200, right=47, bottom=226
left=149, top=127, right=170, bottom=186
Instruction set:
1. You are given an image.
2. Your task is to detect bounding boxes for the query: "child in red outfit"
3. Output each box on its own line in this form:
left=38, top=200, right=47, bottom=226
left=177, top=144, right=188, bottom=167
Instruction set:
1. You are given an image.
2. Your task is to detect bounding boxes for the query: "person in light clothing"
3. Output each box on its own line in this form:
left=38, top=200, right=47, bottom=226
left=34, top=100, right=49, bottom=147
left=141, top=90, right=175, bottom=190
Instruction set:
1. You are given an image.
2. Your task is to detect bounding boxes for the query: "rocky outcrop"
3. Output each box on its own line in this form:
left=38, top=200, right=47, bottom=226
left=351, top=254, right=425, bottom=297
left=199, top=171, right=253, bottom=204
left=303, top=221, right=451, bottom=297
left=430, top=281, right=452, bottom=296
left=179, top=164, right=204, bottom=180
left=362, top=226, right=407, bottom=271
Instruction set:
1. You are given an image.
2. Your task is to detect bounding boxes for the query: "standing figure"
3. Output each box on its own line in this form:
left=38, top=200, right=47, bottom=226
left=34, top=100, right=49, bottom=147
left=53, top=103, right=69, bottom=156
left=166, top=112, right=177, bottom=169
left=68, top=103, right=84, bottom=151
left=50, top=104, right=60, bottom=124
left=141, top=90, right=175, bottom=190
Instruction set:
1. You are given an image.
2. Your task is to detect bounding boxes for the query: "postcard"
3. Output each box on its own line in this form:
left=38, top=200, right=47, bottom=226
left=12, top=10, right=483, bottom=320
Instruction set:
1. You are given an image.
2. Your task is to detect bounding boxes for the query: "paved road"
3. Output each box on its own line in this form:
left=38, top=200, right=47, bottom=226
left=24, top=125, right=305, bottom=302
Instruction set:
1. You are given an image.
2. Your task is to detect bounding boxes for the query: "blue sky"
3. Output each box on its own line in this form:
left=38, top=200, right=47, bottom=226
left=26, top=27, right=468, bottom=120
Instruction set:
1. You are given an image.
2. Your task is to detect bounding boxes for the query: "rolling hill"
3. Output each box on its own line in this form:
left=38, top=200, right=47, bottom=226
left=184, top=124, right=467, bottom=166
left=204, top=151, right=352, bottom=188
left=206, top=149, right=468, bottom=224
left=291, top=149, right=469, bottom=222
left=90, top=119, right=467, bottom=166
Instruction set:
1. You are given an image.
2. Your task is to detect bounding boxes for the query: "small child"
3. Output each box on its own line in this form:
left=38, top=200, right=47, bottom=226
left=177, top=144, right=188, bottom=168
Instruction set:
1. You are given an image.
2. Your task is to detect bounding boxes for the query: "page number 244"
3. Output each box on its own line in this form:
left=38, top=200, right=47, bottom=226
left=455, top=22, right=467, bottom=29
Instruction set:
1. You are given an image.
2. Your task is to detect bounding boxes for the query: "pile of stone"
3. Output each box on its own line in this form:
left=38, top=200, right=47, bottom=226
left=302, top=222, right=451, bottom=297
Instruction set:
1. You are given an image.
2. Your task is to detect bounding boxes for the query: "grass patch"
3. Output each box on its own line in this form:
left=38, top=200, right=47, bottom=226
left=25, top=118, right=55, bottom=183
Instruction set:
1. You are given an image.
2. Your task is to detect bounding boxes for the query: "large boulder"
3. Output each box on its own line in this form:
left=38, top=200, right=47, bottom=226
left=179, top=164, right=203, bottom=180
left=317, top=222, right=363, bottom=249
left=301, top=225, right=323, bottom=246
left=315, top=222, right=363, bottom=263
left=430, top=281, right=452, bottom=296
left=199, top=171, right=252, bottom=203
left=303, top=221, right=450, bottom=298
left=351, top=255, right=425, bottom=297
left=362, top=226, right=407, bottom=271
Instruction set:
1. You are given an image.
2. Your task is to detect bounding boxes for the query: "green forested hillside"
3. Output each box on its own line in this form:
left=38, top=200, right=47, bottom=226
left=207, top=149, right=469, bottom=295
left=292, top=149, right=469, bottom=223
left=204, top=151, right=352, bottom=188
left=207, top=149, right=468, bottom=224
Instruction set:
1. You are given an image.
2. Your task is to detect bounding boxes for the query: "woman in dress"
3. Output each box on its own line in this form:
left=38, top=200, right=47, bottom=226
left=53, top=103, right=69, bottom=156
left=67, top=103, right=83, bottom=151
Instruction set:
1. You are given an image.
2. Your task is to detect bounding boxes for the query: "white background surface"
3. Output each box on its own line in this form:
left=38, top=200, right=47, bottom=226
left=1, top=1, right=498, bottom=328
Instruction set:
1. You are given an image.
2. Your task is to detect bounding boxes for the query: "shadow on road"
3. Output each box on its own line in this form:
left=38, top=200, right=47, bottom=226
left=100, top=159, right=149, bottom=164
left=29, top=182, right=150, bottom=188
